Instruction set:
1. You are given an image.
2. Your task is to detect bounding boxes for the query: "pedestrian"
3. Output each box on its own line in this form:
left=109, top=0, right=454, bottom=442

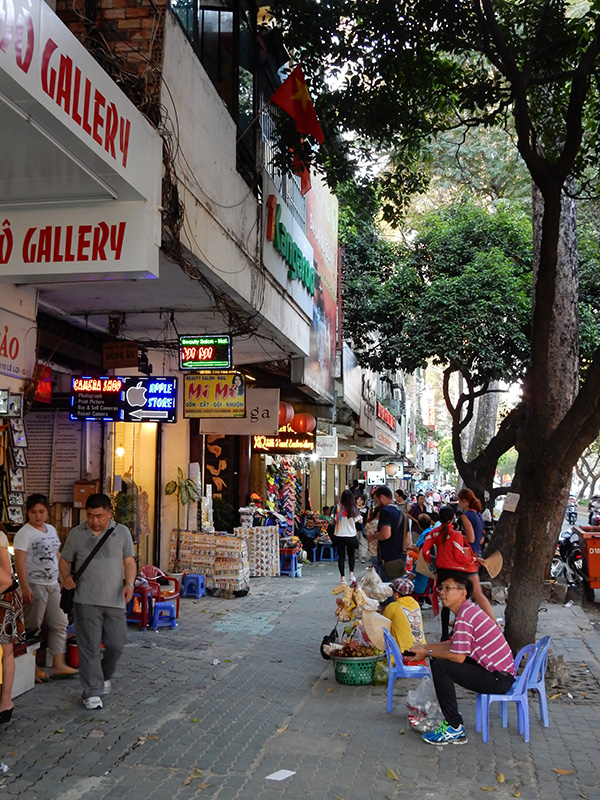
left=424, top=491, right=434, bottom=514
left=421, top=505, right=497, bottom=639
left=407, top=493, right=427, bottom=536
left=394, top=489, right=407, bottom=509
left=59, top=494, right=136, bottom=710
left=355, top=495, right=368, bottom=564
left=14, top=494, right=78, bottom=678
left=329, top=490, right=361, bottom=587
left=458, top=488, right=485, bottom=555
left=406, top=573, right=515, bottom=745
left=367, top=486, right=410, bottom=581
left=0, top=526, right=24, bottom=723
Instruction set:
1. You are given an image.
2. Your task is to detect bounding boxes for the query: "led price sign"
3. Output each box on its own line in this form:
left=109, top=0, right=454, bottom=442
left=70, top=377, right=177, bottom=422
left=179, top=335, right=232, bottom=370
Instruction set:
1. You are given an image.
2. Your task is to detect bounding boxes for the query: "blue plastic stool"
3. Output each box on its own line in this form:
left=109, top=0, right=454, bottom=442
left=183, top=574, right=206, bottom=598
left=280, top=552, right=301, bottom=577
left=151, top=601, right=177, bottom=631
left=319, top=544, right=337, bottom=562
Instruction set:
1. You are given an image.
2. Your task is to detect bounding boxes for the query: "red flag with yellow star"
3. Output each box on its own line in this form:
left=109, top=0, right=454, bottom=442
left=271, top=65, right=325, bottom=144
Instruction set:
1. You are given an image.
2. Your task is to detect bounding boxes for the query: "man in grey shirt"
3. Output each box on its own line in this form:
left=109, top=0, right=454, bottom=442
left=60, top=494, right=136, bottom=710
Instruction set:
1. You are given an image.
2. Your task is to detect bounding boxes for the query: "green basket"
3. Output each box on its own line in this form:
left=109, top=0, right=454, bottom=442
left=332, top=655, right=383, bottom=685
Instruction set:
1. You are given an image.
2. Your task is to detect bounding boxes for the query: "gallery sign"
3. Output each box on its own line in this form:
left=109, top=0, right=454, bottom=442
left=315, top=435, right=338, bottom=459
left=184, top=372, right=246, bottom=418
left=70, top=376, right=177, bottom=422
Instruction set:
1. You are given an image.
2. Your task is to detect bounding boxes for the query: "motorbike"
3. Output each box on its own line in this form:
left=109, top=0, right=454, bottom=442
left=551, top=528, right=586, bottom=587
left=565, top=501, right=578, bottom=526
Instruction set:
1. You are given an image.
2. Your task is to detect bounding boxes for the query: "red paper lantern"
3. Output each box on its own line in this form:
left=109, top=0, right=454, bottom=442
left=279, top=402, right=295, bottom=427
left=290, top=412, right=316, bottom=433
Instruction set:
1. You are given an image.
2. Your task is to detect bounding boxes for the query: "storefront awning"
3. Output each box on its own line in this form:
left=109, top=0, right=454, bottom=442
left=0, top=0, right=161, bottom=282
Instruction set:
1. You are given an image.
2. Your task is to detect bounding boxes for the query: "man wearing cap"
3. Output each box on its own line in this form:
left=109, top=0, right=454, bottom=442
left=406, top=573, right=515, bottom=745
left=382, top=576, right=425, bottom=657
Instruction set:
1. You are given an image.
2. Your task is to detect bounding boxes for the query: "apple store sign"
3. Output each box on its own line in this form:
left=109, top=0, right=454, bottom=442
left=70, top=376, right=177, bottom=423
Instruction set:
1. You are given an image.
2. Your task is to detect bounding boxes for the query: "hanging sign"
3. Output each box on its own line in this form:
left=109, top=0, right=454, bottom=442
left=252, top=424, right=315, bottom=453
left=179, top=335, right=232, bottom=370
left=103, top=341, right=139, bottom=369
left=196, top=388, right=279, bottom=434
left=184, top=372, right=245, bottom=418
left=70, top=376, right=177, bottom=422
left=315, top=436, right=338, bottom=458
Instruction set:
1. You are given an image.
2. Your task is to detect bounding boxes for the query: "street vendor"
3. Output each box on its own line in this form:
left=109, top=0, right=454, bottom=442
left=381, top=576, right=426, bottom=662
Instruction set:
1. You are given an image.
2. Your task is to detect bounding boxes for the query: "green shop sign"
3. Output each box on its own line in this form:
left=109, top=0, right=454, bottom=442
left=266, top=195, right=315, bottom=295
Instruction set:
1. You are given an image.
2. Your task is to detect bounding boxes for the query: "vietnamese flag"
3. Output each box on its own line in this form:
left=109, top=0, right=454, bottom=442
left=271, top=65, right=325, bottom=144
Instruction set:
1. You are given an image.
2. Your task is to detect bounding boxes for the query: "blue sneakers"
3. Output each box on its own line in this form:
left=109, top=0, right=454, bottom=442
left=422, top=720, right=468, bottom=745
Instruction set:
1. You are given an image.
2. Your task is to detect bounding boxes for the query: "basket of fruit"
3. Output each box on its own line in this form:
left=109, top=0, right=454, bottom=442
left=329, top=643, right=385, bottom=685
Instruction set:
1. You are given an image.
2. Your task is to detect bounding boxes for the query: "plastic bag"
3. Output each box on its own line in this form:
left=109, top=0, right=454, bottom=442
left=372, top=659, right=389, bottom=686
left=406, top=676, right=443, bottom=732
left=361, top=568, right=392, bottom=602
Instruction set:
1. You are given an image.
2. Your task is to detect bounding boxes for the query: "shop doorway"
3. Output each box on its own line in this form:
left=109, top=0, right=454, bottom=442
left=109, top=422, right=157, bottom=567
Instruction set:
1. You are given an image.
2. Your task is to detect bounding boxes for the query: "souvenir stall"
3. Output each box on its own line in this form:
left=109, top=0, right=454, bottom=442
left=168, top=530, right=250, bottom=597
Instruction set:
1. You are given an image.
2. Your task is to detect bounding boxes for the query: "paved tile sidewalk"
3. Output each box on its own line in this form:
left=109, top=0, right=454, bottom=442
left=1, top=562, right=599, bottom=800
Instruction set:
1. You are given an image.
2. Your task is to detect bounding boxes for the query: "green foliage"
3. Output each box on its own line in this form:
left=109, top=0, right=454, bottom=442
left=165, top=467, right=198, bottom=531
left=438, top=438, right=458, bottom=479
left=497, top=448, right=519, bottom=478
left=343, top=200, right=533, bottom=386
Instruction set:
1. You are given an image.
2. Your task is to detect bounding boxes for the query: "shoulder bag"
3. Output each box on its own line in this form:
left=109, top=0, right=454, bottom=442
left=60, top=526, right=115, bottom=615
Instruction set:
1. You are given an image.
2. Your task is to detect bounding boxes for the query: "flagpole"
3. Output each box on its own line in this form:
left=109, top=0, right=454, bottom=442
left=236, top=98, right=272, bottom=144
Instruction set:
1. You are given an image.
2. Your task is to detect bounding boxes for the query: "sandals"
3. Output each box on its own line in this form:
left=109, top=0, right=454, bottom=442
left=35, top=669, right=50, bottom=684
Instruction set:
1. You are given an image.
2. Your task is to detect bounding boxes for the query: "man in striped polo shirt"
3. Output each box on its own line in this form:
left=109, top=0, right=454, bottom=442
left=407, top=573, right=515, bottom=745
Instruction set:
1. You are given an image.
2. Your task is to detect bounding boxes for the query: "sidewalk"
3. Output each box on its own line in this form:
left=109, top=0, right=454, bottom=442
left=2, top=562, right=600, bottom=800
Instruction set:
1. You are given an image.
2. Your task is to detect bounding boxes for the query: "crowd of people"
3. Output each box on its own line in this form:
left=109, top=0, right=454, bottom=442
left=313, top=480, right=514, bottom=746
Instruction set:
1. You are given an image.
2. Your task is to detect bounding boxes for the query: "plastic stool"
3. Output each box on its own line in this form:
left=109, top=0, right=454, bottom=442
left=126, top=586, right=153, bottom=629
left=151, top=601, right=177, bottom=631
left=183, top=574, right=206, bottom=598
left=280, top=552, right=301, bottom=577
left=318, top=544, right=337, bottom=562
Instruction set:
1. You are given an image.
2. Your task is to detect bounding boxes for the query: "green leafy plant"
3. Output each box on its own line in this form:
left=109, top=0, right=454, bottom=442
left=165, top=467, right=198, bottom=569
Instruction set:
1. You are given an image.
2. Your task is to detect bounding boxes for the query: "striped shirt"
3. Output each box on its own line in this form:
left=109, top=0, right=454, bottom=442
left=450, top=601, right=515, bottom=676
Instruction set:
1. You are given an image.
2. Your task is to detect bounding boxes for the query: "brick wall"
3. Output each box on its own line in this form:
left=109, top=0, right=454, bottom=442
left=55, top=0, right=168, bottom=113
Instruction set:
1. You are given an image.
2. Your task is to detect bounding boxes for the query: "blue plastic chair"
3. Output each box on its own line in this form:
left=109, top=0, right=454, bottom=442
left=475, top=644, right=535, bottom=743
left=382, top=628, right=431, bottom=714
left=525, top=635, right=551, bottom=727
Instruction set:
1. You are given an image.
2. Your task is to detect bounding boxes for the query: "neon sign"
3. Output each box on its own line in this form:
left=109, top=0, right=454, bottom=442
left=179, top=335, right=232, bottom=370
left=70, top=376, right=177, bottom=422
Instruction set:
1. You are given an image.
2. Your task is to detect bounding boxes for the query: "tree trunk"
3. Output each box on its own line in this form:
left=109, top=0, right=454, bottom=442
left=503, top=183, right=579, bottom=651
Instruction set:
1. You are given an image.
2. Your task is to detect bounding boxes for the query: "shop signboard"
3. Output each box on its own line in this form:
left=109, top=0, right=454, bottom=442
left=330, top=450, right=357, bottom=466
left=252, top=424, right=315, bottom=454
left=359, top=370, right=377, bottom=437
left=70, top=376, right=177, bottom=422
left=367, top=468, right=385, bottom=486
left=315, top=435, right=338, bottom=459
left=179, top=335, right=232, bottom=370
left=184, top=372, right=245, bottom=418
left=342, top=344, right=361, bottom=415
left=0, top=308, right=37, bottom=380
left=102, top=341, right=139, bottom=370
left=196, top=388, right=279, bottom=434
left=375, top=422, right=398, bottom=455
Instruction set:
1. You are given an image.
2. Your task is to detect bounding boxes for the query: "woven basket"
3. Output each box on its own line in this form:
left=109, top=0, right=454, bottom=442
left=332, top=655, right=384, bottom=685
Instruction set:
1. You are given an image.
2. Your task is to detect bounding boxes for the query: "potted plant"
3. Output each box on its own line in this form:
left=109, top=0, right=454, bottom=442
left=165, top=467, right=199, bottom=571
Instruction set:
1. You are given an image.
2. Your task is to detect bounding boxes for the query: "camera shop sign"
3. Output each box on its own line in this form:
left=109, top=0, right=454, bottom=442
left=70, top=376, right=177, bottom=422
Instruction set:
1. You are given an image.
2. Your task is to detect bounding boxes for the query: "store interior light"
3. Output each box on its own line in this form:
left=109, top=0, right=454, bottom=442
left=116, top=445, right=125, bottom=458
left=310, top=453, right=319, bottom=462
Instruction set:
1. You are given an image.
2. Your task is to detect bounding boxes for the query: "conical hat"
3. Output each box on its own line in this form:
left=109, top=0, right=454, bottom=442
left=483, top=550, right=503, bottom=579
left=361, top=610, right=391, bottom=652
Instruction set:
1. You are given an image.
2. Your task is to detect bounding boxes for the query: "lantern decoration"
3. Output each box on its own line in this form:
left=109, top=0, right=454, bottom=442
left=290, top=412, right=317, bottom=433
left=385, top=463, right=398, bottom=477
left=279, top=402, right=295, bottom=427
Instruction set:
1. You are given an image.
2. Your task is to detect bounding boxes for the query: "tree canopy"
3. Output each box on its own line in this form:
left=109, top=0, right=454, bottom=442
left=272, top=0, right=600, bottom=648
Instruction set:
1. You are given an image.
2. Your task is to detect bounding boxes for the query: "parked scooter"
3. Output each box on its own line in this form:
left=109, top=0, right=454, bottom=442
left=551, top=528, right=586, bottom=587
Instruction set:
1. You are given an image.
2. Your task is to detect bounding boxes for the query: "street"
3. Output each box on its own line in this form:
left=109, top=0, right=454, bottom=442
left=3, top=562, right=600, bottom=800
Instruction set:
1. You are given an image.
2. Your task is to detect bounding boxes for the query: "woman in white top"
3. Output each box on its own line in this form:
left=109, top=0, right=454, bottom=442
left=14, top=494, right=77, bottom=677
left=329, top=489, right=362, bottom=584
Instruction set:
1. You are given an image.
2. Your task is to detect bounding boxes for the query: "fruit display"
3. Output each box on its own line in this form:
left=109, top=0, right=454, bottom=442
left=333, top=642, right=377, bottom=658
